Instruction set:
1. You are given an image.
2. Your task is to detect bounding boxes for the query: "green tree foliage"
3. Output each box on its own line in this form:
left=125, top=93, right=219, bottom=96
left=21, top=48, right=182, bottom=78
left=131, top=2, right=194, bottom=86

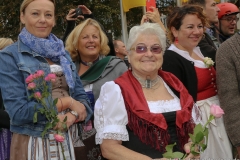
left=0, top=0, right=176, bottom=41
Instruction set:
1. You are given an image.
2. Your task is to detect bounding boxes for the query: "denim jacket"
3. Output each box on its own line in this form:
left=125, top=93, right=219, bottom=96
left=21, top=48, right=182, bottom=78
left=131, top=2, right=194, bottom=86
left=0, top=39, right=93, bottom=137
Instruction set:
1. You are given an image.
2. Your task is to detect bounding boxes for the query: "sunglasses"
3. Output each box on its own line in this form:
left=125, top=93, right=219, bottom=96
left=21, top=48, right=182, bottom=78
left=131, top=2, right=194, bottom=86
left=130, top=43, right=162, bottom=54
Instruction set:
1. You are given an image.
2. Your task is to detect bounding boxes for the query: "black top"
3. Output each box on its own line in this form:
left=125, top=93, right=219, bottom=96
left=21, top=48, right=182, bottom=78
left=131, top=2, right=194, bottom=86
left=122, top=86, right=182, bottom=158
left=122, top=111, right=180, bottom=158
left=0, top=90, right=10, bottom=129
left=162, top=50, right=198, bottom=102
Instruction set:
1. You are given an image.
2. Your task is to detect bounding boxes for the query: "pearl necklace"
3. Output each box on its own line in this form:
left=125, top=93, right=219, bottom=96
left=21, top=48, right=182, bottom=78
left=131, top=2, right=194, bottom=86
left=132, top=72, right=161, bottom=89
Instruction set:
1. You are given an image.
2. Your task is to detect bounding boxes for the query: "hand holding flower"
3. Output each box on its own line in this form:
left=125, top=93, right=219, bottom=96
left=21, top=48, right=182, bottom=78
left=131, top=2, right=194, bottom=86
left=163, top=104, right=224, bottom=159
left=26, top=70, right=68, bottom=159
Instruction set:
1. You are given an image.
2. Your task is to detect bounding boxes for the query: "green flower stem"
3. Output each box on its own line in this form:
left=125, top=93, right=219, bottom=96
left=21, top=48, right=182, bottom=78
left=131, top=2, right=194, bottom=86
left=203, top=115, right=214, bottom=131
left=60, top=142, right=66, bottom=160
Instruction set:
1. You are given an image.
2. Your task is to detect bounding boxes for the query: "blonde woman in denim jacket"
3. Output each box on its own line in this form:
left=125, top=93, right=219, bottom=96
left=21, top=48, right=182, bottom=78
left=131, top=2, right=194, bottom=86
left=0, top=0, right=92, bottom=159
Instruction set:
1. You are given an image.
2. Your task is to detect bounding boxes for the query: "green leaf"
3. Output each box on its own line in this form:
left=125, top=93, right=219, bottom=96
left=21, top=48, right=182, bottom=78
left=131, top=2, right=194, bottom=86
left=63, top=116, right=67, bottom=122
left=191, top=150, right=200, bottom=156
left=189, top=133, right=195, bottom=142
left=53, top=98, right=58, bottom=106
left=50, top=109, right=57, bottom=117
left=165, top=142, right=176, bottom=152
left=62, top=123, right=67, bottom=131
left=162, top=152, right=174, bottom=158
left=193, top=124, right=203, bottom=136
left=195, top=131, right=204, bottom=143
left=200, top=143, right=207, bottom=151
left=41, top=129, right=47, bottom=138
left=38, top=108, right=45, bottom=114
left=33, top=112, right=38, bottom=123
left=172, top=152, right=184, bottom=158
left=52, top=121, right=58, bottom=128
left=45, top=122, right=52, bottom=130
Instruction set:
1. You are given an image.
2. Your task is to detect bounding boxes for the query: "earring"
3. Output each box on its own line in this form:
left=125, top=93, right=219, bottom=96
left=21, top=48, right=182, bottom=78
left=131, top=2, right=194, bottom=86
left=175, top=37, right=178, bottom=45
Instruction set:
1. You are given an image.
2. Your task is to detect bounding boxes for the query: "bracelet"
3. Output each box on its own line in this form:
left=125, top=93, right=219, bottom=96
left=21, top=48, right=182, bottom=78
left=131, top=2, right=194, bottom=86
left=69, top=96, right=73, bottom=109
left=59, top=98, right=63, bottom=112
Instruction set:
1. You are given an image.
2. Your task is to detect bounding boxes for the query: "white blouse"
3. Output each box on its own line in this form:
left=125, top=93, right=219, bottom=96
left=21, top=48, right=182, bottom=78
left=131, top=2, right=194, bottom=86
left=94, top=80, right=199, bottom=144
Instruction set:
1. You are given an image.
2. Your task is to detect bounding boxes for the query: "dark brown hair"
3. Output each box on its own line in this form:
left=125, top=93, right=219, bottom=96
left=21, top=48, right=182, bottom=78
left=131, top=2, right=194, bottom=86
left=188, top=0, right=206, bottom=7
left=167, top=4, right=207, bottom=43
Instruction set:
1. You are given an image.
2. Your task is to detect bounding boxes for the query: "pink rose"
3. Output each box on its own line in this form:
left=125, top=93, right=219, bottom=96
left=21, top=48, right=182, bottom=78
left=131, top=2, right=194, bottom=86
left=26, top=74, right=34, bottom=83
left=54, top=134, right=65, bottom=142
left=34, top=92, right=42, bottom=100
left=210, top=104, right=224, bottom=118
left=27, top=82, right=36, bottom=90
left=36, top=70, right=44, bottom=77
left=45, top=73, right=56, bottom=82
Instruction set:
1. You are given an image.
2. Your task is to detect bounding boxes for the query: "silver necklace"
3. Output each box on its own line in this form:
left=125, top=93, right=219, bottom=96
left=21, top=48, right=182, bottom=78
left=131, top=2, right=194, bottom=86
left=132, top=72, right=160, bottom=89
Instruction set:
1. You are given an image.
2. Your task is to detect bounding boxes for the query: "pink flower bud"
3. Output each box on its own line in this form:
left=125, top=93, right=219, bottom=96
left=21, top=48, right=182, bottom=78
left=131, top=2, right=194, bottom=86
left=54, top=134, right=65, bottom=142
left=27, top=82, right=36, bottom=90
left=34, top=92, right=42, bottom=100
left=26, top=74, right=34, bottom=83
left=210, top=104, right=224, bottom=118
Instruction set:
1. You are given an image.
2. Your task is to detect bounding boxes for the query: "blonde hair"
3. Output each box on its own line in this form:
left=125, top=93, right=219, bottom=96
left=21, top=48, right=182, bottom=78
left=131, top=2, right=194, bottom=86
left=65, top=18, right=110, bottom=61
left=0, top=38, right=14, bottom=50
left=20, top=0, right=55, bottom=30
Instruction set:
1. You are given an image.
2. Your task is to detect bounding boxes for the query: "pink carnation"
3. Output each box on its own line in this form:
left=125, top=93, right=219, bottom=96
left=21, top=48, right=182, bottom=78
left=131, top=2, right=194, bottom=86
left=27, top=82, right=36, bottom=90
left=34, top=92, right=42, bottom=100
left=45, top=73, right=56, bottom=82
left=54, top=134, right=65, bottom=142
left=210, top=104, right=224, bottom=118
left=26, top=74, right=34, bottom=84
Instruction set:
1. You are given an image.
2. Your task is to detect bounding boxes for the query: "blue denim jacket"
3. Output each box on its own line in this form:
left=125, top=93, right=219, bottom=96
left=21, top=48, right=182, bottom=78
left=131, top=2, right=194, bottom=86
left=0, top=39, right=93, bottom=137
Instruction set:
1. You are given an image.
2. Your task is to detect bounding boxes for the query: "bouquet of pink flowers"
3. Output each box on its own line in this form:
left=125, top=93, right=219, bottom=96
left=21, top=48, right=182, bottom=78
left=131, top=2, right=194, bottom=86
left=26, top=70, right=67, bottom=159
left=163, top=104, right=224, bottom=159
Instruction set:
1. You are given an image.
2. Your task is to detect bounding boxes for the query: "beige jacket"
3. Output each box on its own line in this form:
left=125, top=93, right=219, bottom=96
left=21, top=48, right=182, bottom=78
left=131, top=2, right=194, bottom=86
left=216, top=32, right=240, bottom=147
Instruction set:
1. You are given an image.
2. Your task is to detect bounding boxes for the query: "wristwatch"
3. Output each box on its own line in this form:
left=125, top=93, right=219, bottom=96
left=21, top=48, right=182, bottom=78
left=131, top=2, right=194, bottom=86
left=69, top=110, right=79, bottom=120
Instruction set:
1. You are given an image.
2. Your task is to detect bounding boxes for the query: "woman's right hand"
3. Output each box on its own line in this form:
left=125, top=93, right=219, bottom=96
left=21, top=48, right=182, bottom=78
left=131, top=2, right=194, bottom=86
left=183, top=141, right=200, bottom=159
left=66, top=8, right=84, bottom=21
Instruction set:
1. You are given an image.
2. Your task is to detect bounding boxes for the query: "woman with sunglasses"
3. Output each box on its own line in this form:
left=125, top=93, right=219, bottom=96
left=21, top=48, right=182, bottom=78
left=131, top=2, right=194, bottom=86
left=94, top=22, right=199, bottom=159
left=162, top=5, right=232, bottom=159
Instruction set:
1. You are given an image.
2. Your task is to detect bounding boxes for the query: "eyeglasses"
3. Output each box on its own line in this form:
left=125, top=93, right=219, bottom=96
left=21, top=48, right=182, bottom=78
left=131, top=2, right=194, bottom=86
left=130, top=43, right=162, bottom=54
left=221, top=17, right=239, bottom=23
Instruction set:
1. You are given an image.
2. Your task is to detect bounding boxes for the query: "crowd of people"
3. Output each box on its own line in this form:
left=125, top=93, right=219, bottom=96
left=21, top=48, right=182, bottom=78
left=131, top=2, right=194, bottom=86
left=0, top=0, right=240, bottom=159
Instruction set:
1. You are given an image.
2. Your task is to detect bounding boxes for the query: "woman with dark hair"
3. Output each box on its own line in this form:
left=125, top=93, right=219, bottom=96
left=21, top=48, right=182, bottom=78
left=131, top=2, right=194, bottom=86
left=0, top=37, right=14, bottom=160
left=162, top=4, right=232, bottom=159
